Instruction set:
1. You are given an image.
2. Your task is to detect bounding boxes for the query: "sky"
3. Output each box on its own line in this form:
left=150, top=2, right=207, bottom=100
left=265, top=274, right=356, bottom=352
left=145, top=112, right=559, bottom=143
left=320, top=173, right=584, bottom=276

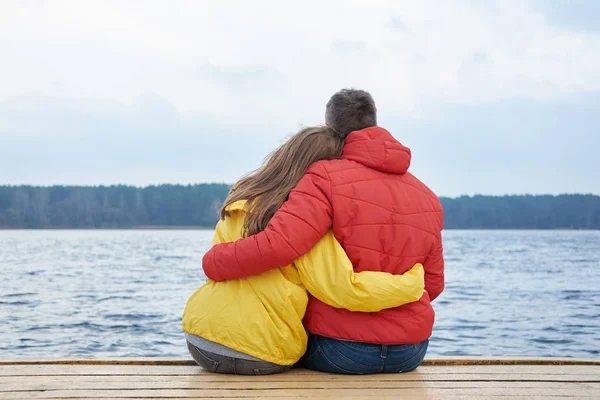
left=1, top=0, right=599, bottom=197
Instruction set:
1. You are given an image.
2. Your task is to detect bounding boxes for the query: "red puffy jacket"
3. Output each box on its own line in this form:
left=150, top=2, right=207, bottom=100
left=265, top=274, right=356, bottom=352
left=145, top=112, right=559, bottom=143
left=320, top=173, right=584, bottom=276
left=203, top=127, right=444, bottom=344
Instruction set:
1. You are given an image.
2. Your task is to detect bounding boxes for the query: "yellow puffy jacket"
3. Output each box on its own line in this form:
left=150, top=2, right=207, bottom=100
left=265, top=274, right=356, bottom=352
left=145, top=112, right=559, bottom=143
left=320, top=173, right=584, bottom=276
left=182, top=200, right=424, bottom=365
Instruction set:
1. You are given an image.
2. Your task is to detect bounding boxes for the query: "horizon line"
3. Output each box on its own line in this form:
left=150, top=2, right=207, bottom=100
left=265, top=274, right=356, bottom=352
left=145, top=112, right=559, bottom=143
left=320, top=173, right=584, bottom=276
left=1, top=184, right=599, bottom=199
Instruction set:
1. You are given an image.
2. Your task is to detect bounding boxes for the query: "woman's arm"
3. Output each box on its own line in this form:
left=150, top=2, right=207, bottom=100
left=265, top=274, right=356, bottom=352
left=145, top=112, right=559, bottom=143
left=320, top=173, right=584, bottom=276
left=295, top=231, right=424, bottom=312
left=202, top=163, right=333, bottom=281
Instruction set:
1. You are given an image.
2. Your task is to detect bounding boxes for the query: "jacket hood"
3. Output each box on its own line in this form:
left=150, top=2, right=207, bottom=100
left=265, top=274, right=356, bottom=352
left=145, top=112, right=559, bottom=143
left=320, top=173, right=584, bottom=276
left=341, top=127, right=411, bottom=174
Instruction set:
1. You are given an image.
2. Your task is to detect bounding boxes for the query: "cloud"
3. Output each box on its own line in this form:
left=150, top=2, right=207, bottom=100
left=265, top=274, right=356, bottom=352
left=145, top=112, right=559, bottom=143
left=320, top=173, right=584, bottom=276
left=468, top=51, right=491, bottom=65
left=0, top=93, right=286, bottom=186
left=2, top=91, right=598, bottom=197
left=387, top=16, right=409, bottom=32
left=3, top=0, right=599, bottom=112
left=383, top=93, right=600, bottom=196
left=532, top=0, right=600, bottom=33
left=197, top=63, right=285, bottom=90
left=0, top=0, right=599, bottom=195
left=331, top=40, right=368, bottom=55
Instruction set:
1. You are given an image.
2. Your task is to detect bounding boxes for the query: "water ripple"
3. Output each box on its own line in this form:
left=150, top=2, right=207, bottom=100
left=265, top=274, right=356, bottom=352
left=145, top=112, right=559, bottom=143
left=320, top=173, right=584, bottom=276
left=1, top=229, right=599, bottom=359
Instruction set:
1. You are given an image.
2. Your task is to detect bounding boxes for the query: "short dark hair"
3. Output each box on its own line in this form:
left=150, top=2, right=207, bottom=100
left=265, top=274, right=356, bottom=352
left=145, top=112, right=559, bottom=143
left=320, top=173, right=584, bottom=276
left=325, top=89, right=377, bottom=138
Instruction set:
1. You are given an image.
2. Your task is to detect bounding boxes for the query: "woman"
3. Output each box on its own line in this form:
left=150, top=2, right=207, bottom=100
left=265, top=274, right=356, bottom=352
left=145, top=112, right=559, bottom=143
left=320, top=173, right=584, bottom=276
left=182, top=127, right=425, bottom=375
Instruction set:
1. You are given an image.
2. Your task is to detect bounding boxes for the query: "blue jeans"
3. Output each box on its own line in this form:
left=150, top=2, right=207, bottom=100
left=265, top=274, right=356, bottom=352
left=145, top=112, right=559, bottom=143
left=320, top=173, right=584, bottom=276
left=301, top=334, right=429, bottom=374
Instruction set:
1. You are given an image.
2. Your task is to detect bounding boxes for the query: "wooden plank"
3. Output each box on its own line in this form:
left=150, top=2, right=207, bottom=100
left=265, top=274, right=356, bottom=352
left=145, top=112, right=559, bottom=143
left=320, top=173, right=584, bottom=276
left=0, top=372, right=596, bottom=388
left=1, top=372, right=599, bottom=387
left=1, top=357, right=598, bottom=366
left=0, top=393, right=580, bottom=400
left=0, top=378, right=597, bottom=391
left=0, top=396, right=513, bottom=400
left=1, top=360, right=598, bottom=399
left=0, top=386, right=598, bottom=399
left=423, top=357, right=600, bottom=366
left=1, top=364, right=599, bottom=377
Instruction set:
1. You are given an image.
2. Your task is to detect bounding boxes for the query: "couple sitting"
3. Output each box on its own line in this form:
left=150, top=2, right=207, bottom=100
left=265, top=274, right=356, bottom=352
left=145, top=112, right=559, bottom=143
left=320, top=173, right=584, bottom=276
left=182, top=89, right=444, bottom=375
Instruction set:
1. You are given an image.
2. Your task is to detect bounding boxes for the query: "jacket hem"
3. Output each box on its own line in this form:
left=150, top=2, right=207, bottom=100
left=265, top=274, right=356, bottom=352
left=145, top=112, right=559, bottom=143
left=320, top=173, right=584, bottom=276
left=182, top=325, right=297, bottom=366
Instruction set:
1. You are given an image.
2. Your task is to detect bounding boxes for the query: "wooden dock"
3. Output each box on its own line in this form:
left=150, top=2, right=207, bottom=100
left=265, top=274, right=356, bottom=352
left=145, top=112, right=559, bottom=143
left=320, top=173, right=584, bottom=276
left=1, top=358, right=598, bottom=399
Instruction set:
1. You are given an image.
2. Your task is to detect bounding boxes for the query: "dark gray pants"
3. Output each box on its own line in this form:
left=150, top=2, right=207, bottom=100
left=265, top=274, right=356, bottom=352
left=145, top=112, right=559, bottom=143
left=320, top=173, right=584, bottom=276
left=186, top=340, right=291, bottom=375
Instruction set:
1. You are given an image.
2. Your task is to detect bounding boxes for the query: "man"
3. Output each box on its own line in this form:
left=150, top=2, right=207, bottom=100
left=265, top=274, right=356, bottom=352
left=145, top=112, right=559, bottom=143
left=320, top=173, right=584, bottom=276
left=203, top=89, right=444, bottom=374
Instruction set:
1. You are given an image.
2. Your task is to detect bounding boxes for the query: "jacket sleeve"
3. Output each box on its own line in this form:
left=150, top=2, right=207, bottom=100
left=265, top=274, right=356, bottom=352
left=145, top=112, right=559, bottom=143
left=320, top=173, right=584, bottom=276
left=295, top=231, right=424, bottom=312
left=424, top=235, right=444, bottom=301
left=202, top=164, right=333, bottom=281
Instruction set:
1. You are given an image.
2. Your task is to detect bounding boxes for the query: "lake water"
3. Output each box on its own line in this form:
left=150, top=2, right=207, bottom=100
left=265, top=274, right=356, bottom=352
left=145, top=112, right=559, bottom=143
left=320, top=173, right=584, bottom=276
left=1, top=230, right=599, bottom=359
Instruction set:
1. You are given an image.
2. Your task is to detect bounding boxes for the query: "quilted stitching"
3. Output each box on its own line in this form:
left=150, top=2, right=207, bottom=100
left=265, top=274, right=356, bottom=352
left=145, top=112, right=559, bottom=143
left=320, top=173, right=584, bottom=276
left=303, top=127, right=444, bottom=345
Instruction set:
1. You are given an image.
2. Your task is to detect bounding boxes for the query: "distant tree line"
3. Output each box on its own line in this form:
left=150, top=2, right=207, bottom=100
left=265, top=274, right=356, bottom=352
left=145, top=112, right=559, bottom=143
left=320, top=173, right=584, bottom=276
left=0, top=185, right=599, bottom=229
left=0, top=185, right=229, bottom=228
left=442, top=194, right=600, bottom=229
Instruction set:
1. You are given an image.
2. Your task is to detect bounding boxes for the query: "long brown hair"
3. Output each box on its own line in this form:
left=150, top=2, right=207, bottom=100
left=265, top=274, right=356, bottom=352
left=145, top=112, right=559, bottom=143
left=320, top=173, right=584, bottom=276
left=221, top=126, right=344, bottom=237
